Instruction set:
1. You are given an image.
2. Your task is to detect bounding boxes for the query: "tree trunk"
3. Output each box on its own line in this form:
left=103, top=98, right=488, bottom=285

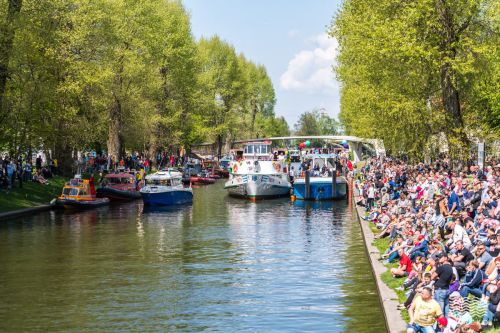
left=216, top=135, right=223, bottom=159
left=107, top=95, right=122, bottom=163
left=250, top=99, right=257, bottom=137
left=224, top=131, right=233, bottom=155
left=0, top=0, right=22, bottom=121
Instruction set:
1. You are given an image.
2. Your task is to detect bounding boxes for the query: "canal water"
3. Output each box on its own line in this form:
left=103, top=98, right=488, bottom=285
left=0, top=182, right=386, bottom=333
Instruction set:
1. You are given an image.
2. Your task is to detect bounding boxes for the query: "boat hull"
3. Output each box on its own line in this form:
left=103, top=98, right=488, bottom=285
left=56, top=197, right=110, bottom=209
left=225, top=175, right=290, bottom=199
left=190, top=177, right=216, bottom=185
left=96, top=187, right=141, bottom=201
left=293, top=177, right=348, bottom=200
left=141, top=190, right=193, bottom=206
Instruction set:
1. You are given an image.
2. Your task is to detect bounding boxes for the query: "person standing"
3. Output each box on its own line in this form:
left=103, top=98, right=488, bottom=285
left=36, top=155, right=42, bottom=171
left=432, top=255, right=454, bottom=315
left=407, top=287, right=443, bottom=333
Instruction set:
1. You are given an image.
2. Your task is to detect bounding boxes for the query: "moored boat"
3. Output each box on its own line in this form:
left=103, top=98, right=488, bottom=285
left=140, top=170, right=192, bottom=206
left=224, top=142, right=291, bottom=199
left=190, top=175, right=216, bottom=185
left=56, top=176, right=110, bottom=209
left=96, top=172, right=142, bottom=201
left=293, top=153, right=348, bottom=200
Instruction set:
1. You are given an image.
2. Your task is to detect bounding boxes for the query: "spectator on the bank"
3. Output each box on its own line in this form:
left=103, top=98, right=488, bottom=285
left=33, top=170, right=48, bottom=185
left=446, top=218, right=472, bottom=250
left=450, top=240, right=474, bottom=277
left=6, top=159, right=15, bottom=189
left=407, top=286, right=443, bottom=333
left=36, top=155, right=42, bottom=170
left=480, top=283, right=500, bottom=330
left=391, top=248, right=412, bottom=278
left=23, top=161, right=32, bottom=182
left=458, top=260, right=484, bottom=298
left=433, top=255, right=454, bottom=315
left=475, top=243, right=493, bottom=271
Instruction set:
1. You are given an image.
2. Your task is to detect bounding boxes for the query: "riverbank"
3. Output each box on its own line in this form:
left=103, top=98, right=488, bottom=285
left=0, top=176, right=66, bottom=213
left=353, top=189, right=407, bottom=333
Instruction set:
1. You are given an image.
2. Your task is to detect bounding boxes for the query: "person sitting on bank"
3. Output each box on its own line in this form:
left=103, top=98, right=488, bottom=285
left=33, top=170, right=48, bottom=185
left=392, top=248, right=412, bottom=278
left=407, top=286, right=444, bottom=333
left=459, top=260, right=484, bottom=299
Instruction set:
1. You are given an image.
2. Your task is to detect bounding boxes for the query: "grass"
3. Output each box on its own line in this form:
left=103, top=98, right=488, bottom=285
left=0, top=176, right=67, bottom=213
left=364, top=211, right=411, bottom=321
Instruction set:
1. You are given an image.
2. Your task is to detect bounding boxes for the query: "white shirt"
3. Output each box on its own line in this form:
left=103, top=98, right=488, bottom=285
left=451, top=224, right=471, bottom=248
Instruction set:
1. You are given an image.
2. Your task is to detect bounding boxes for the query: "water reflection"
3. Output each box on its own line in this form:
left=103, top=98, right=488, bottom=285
left=0, top=181, right=385, bottom=332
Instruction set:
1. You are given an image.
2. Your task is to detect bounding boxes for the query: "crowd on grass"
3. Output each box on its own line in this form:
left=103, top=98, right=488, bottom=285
left=357, top=157, right=500, bottom=333
left=0, top=155, right=55, bottom=189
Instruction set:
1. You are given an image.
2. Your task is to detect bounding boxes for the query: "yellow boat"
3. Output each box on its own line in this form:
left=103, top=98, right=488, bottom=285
left=56, top=177, right=109, bottom=209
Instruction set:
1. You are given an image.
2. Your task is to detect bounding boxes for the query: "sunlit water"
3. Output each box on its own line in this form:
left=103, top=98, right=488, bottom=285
left=0, top=182, right=386, bottom=332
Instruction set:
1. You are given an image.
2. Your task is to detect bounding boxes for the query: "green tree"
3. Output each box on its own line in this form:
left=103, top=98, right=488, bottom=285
left=332, top=0, right=499, bottom=159
left=294, top=109, right=341, bottom=136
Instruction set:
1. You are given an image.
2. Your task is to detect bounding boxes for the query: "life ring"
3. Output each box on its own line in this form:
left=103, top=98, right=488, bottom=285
left=275, top=164, right=281, bottom=172
left=233, top=163, right=238, bottom=173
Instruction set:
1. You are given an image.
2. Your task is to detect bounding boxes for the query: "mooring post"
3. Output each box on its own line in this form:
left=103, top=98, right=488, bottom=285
left=305, top=170, right=310, bottom=200
left=332, top=169, right=337, bottom=200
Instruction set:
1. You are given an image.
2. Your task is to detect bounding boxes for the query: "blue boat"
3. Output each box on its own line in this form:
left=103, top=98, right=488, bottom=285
left=293, top=153, right=348, bottom=200
left=140, top=170, right=193, bottom=206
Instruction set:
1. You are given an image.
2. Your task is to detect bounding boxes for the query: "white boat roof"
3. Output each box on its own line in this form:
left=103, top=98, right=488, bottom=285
left=145, top=171, right=182, bottom=180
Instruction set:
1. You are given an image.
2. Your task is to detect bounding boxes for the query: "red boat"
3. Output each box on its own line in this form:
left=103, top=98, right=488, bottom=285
left=96, top=173, right=142, bottom=201
left=190, top=176, right=216, bottom=185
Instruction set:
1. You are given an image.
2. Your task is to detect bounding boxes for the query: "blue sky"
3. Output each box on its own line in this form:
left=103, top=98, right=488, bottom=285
left=182, top=0, right=343, bottom=129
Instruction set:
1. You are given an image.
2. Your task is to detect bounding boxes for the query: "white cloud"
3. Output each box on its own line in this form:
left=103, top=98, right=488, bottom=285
left=280, top=33, right=338, bottom=95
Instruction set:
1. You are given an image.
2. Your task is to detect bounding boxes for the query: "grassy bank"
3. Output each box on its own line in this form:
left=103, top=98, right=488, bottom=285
left=0, top=176, right=66, bottom=213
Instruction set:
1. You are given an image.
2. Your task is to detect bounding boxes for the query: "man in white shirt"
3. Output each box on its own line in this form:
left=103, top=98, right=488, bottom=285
left=447, top=218, right=472, bottom=250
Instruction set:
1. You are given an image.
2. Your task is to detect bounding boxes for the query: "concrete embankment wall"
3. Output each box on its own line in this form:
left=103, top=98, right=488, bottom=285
left=352, top=189, right=406, bottom=333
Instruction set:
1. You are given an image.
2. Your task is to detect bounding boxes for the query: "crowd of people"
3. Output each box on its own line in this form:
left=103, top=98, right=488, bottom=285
left=357, top=157, right=500, bottom=332
left=0, top=155, right=54, bottom=189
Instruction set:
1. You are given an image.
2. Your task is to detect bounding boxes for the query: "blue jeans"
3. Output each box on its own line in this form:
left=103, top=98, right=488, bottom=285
left=407, top=323, right=436, bottom=333
left=459, top=286, right=483, bottom=298
left=434, top=289, right=449, bottom=316
left=483, top=307, right=494, bottom=324
left=387, top=251, right=400, bottom=263
left=410, top=250, right=425, bottom=261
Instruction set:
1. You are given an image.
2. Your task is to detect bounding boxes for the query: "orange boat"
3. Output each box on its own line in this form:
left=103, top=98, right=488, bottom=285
left=56, top=177, right=109, bottom=209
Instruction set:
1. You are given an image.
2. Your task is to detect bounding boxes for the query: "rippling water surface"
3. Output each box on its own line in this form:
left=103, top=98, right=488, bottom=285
left=0, top=182, right=386, bottom=332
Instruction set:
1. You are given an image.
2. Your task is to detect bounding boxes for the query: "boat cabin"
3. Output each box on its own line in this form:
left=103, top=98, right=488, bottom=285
left=145, top=172, right=182, bottom=187
left=60, top=178, right=95, bottom=200
left=103, top=173, right=135, bottom=185
left=243, top=142, right=272, bottom=161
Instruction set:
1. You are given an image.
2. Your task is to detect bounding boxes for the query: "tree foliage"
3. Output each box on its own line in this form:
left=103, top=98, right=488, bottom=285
left=332, top=0, right=499, bottom=159
left=294, top=109, right=341, bottom=136
left=0, top=0, right=287, bottom=170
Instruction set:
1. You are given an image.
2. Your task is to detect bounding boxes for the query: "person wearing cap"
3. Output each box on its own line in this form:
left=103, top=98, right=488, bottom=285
left=407, top=286, right=443, bottom=333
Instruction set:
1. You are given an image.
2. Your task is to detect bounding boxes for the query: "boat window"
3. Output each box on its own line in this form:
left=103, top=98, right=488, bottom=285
left=327, top=158, right=335, bottom=169
left=247, top=145, right=254, bottom=154
left=79, top=189, right=88, bottom=196
left=62, top=188, right=72, bottom=195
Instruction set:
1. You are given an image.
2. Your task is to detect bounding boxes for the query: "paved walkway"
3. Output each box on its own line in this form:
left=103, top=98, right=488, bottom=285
left=0, top=204, right=54, bottom=221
